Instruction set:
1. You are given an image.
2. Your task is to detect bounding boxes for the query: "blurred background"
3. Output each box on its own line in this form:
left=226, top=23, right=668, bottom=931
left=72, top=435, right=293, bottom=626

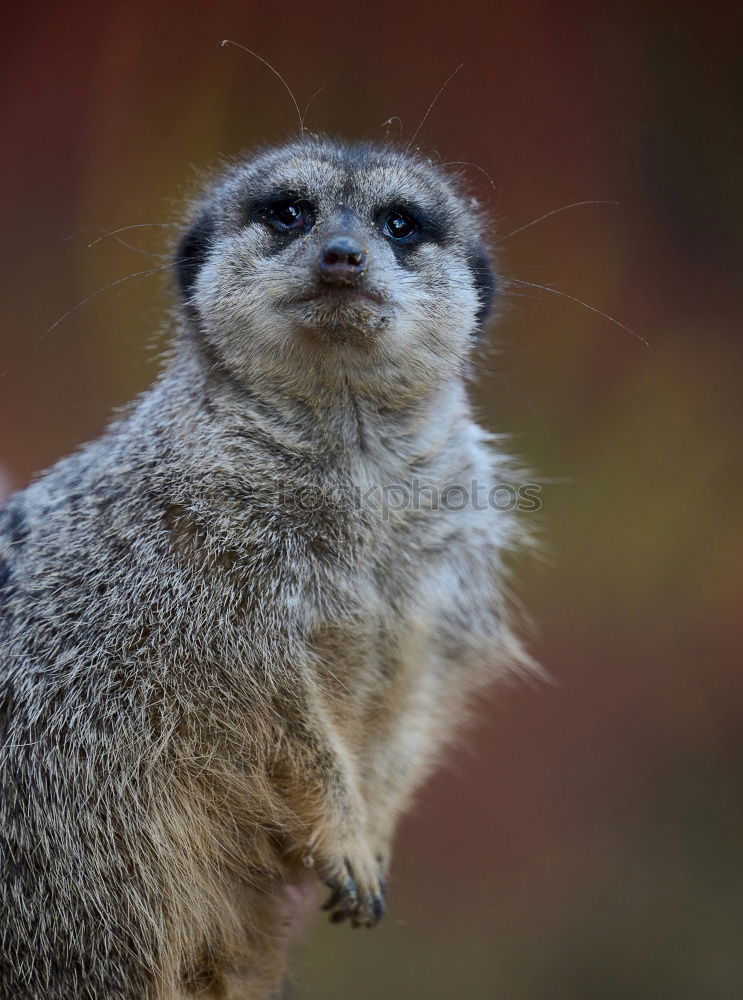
left=1, top=1, right=741, bottom=996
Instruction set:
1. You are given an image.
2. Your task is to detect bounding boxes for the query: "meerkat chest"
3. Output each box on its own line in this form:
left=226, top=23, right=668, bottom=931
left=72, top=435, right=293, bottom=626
left=286, top=438, right=505, bottom=730
left=304, top=514, right=461, bottom=718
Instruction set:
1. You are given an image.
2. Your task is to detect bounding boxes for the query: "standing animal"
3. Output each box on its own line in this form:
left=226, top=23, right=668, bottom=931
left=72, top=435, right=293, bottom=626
left=0, top=137, right=532, bottom=999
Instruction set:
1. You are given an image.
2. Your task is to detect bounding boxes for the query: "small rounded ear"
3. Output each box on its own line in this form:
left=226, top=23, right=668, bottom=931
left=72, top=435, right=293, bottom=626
left=467, top=245, right=496, bottom=334
left=175, top=211, right=215, bottom=300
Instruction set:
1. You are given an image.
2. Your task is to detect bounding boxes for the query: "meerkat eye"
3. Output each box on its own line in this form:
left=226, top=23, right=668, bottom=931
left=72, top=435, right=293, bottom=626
left=381, top=209, right=418, bottom=242
left=265, top=198, right=315, bottom=234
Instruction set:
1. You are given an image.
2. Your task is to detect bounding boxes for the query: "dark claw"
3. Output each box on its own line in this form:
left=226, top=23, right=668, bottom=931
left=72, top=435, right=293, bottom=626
left=321, top=886, right=343, bottom=911
left=378, top=872, right=387, bottom=903
left=368, top=893, right=386, bottom=927
left=321, top=858, right=388, bottom=929
left=321, top=874, right=357, bottom=916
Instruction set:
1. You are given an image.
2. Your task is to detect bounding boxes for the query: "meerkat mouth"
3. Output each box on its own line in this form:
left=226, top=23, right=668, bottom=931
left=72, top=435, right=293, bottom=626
left=292, top=285, right=386, bottom=307
left=287, top=288, right=389, bottom=343
left=287, top=286, right=389, bottom=339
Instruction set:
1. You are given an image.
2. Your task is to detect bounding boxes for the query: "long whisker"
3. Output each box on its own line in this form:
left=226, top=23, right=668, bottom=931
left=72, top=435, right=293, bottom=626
left=61, top=226, right=108, bottom=242
left=85, top=229, right=173, bottom=257
left=498, top=201, right=619, bottom=243
left=1, top=259, right=184, bottom=379
left=442, top=161, right=496, bottom=191
left=508, top=275, right=649, bottom=348
left=85, top=223, right=180, bottom=249
left=406, top=63, right=464, bottom=152
left=426, top=331, right=541, bottom=414
left=108, top=238, right=171, bottom=258
left=300, top=87, right=323, bottom=134
left=220, top=40, right=304, bottom=139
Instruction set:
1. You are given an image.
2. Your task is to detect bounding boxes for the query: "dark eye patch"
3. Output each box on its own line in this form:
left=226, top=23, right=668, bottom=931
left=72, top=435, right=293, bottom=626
left=467, top=245, right=496, bottom=333
left=380, top=207, right=418, bottom=242
left=175, top=211, right=215, bottom=300
left=375, top=201, right=446, bottom=260
left=247, top=190, right=316, bottom=238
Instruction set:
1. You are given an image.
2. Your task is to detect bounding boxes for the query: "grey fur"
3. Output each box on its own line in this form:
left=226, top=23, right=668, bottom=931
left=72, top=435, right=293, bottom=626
left=0, top=137, right=533, bottom=999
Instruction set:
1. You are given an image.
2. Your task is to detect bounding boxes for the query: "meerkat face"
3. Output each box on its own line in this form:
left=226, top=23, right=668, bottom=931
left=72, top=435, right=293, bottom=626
left=176, top=138, right=495, bottom=393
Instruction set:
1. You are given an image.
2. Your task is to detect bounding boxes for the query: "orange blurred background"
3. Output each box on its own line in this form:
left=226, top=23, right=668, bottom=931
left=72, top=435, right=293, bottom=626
left=1, top=2, right=741, bottom=996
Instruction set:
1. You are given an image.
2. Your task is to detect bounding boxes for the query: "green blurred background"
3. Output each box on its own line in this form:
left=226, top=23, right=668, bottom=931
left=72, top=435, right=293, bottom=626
left=1, top=1, right=741, bottom=996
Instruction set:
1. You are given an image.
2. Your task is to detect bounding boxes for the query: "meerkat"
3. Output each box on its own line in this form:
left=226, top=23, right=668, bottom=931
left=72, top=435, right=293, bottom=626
left=0, top=136, right=533, bottom=1000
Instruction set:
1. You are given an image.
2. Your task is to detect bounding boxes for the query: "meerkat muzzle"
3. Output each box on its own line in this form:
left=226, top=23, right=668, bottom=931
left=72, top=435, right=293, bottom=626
left=318, top=234, right=367, bottom=286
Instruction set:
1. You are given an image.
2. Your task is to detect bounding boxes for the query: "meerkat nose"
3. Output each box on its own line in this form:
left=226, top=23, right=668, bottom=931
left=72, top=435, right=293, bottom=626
left=318, top=234, right=367, bottom=286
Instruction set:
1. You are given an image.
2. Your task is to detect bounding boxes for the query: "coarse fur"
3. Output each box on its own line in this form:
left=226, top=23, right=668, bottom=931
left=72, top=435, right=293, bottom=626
left=0, top=136, right=533, bottom=999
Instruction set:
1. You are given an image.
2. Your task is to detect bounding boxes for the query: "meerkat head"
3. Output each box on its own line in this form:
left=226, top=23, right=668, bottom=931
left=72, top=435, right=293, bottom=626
left=175, top=137, right=495, bottom=398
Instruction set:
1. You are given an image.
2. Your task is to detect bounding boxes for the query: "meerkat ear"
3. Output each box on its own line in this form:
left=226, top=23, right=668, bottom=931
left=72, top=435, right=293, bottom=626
left=175, top=211, right=215, bottom=300
left=468, top=245, right=496, bottom=334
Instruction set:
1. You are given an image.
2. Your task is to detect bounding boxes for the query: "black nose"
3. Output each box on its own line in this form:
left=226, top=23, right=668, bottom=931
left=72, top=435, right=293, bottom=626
left=318, top=235, right=367, bottom=285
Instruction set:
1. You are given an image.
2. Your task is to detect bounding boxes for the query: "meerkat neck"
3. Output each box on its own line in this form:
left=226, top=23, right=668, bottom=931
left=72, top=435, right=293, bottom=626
left=163, top=335, right=473, bottom=478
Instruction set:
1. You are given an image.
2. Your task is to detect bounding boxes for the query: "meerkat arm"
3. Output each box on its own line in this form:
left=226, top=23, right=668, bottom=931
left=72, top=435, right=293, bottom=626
left=271, top=694, right=386, bottom=929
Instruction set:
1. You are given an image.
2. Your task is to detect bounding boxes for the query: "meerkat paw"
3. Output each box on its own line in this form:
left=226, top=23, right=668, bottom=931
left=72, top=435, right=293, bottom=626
left=311, top=847, right=387, bottom=929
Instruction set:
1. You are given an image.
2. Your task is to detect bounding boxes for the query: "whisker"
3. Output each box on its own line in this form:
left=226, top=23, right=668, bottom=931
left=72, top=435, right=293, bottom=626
left=406, top=63, right=464, bottom=152
left=499, top=290, right=545, bottom=301
left=88, top=230, right=172, bottom=257
left=61, top=226, right=108, bottom=242
left=508, top=275, right=649, bottom=347
left=85, top=223, right=180, bottom=249
left=498, top=201, right=620, bottom=243
left=300, top=87, right=323, bottom=134
left=442, top=160, right=496, bottom=191
left=220, top=40, right=304, bottom=139
left=427, top=330, right=541, bottom=414
left=1, top=259, right=184, bottom=379
left=109, top=238, right=171, bottom=258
